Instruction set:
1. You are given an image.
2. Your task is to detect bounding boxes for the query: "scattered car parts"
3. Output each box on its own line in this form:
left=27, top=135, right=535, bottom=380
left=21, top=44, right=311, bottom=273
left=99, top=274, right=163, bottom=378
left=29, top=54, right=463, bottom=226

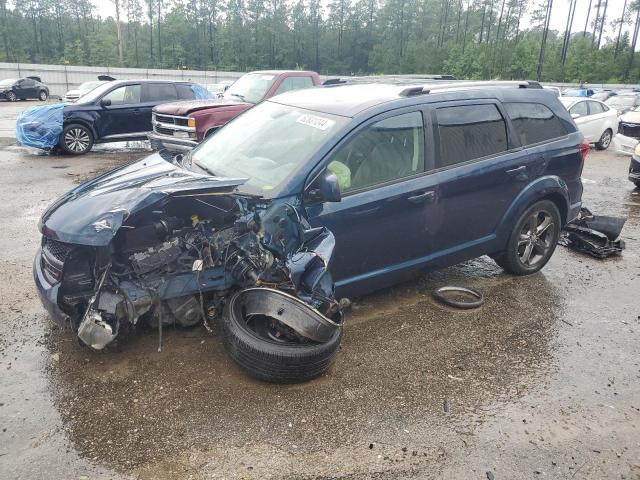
left=432, top=286, right=485, bottom=309
left=559, top=208, right=626, bottom=258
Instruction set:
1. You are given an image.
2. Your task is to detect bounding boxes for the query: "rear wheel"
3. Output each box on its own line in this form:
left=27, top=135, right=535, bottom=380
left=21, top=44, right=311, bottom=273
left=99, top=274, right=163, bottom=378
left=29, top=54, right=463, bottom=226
left=38, top=90, right=48, bottom=101
left=59, top=124, right=94, bottom=155
left=6, top=91, right=16, bottom=102
left=595, top=129, right=612, bottom=150
left=493, top=200, right=561, bottom=275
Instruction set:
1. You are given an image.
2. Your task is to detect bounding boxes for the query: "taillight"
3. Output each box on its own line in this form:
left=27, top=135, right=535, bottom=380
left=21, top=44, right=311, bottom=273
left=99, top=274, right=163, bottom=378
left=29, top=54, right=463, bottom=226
left=579, top=138, right=590, bottom=162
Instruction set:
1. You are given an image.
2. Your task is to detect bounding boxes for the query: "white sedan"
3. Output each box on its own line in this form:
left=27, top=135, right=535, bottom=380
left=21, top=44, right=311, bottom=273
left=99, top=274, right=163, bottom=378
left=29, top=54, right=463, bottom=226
left=560, top=97, right=618, bottom=150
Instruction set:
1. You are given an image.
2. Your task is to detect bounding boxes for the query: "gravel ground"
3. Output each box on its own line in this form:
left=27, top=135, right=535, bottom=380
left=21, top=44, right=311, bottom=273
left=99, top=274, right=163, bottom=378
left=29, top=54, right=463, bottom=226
left=0, top=101, right=639, bottom=480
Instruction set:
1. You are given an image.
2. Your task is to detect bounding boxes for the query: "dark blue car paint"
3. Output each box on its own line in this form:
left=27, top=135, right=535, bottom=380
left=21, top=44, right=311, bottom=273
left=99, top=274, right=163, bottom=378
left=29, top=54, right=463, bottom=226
left=62, top=80, right=197, bottom=143
left=36, top=83, right=584, bottom=308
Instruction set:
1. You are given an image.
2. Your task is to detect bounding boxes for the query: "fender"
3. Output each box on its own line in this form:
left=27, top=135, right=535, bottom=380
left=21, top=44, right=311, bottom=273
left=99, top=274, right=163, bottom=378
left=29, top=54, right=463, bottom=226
left=495, top=175, right=570, bottom=244
left=62, top=110, right=99, bottom=139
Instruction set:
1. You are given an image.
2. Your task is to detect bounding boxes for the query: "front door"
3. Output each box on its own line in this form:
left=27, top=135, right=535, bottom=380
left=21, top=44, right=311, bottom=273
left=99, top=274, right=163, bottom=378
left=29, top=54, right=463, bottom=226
left=15, top=79, right=37, bottom=99
left=305, top=109, right=436, bottom=293
left=97, top=84, right=142, bottom=138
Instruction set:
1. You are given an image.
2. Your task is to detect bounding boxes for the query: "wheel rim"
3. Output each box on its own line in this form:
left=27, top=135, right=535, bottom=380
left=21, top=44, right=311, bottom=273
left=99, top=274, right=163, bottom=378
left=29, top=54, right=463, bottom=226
left=39, top=91, right=46, bottom=100
left=7, top=92, right=15, bottom=101
left=601, top=131, right=611, bottom=147
left=517, top=210, right=555, bottom=268
left=64, top=128, right=90, bottom=153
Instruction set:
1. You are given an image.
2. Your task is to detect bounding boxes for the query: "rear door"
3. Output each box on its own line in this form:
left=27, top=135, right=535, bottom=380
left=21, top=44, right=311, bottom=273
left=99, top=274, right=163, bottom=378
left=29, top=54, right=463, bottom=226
left=422, top=101, right=530, bottom=256
left=140, top=83, right=179, bottom=128
left=97, top=84, right=142, bottom=138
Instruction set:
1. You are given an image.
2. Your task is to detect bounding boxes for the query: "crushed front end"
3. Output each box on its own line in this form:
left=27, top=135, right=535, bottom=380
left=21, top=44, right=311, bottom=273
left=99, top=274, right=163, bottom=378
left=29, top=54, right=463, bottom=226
left=34, top=155, right=342, bottom=381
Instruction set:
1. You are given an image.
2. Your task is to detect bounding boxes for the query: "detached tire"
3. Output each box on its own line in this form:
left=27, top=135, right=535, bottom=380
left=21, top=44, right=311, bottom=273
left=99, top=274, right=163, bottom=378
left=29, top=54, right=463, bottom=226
left=493, top=200, right=561, bottom=275
left=222, top=290, right=343, bottom=383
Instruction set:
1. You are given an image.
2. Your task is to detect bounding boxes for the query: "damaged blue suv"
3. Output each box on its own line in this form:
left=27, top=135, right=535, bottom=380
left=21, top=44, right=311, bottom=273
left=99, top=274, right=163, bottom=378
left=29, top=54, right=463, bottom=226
left=34, top=80, right=586, bottom=383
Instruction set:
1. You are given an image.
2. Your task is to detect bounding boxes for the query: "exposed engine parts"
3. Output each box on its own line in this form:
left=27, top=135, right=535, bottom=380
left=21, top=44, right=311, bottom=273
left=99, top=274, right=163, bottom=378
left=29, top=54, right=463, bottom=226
left=45, top=193, right=342, bottom=368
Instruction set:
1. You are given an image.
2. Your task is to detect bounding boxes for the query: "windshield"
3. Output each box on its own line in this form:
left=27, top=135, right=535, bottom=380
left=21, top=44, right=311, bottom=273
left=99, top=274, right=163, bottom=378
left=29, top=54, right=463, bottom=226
left=75, top=82, right=116, bottom=104
left=78, top=81, right=104, bottom=91
left=606, top=96, right=636, bottom=108
left=222, top=73, right=277, bottom=104
left=0, top=78, right=17, bottom=87
left=192, top=101, right=347, bottom=195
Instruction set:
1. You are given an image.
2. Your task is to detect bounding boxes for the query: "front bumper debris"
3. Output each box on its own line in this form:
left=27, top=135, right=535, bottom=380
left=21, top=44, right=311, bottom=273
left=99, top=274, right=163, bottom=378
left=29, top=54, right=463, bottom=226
left=148, top=132, right=197, bottom=153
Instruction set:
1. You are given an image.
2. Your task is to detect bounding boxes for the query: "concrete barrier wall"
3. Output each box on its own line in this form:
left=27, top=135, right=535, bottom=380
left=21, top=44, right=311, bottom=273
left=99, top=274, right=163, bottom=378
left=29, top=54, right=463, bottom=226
left=1, top=62, right=638, bottom=97
left=0, top=62, right=246, bottom=97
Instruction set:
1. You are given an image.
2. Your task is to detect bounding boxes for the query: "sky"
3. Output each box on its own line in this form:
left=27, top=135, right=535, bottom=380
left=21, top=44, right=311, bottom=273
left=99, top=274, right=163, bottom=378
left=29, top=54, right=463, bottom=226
left=93, top=0, right=634, bottom=44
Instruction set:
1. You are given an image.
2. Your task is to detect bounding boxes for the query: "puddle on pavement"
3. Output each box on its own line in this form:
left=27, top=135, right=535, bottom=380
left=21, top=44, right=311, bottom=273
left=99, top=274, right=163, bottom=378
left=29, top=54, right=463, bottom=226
left=45, top=256, right=563, bottom=472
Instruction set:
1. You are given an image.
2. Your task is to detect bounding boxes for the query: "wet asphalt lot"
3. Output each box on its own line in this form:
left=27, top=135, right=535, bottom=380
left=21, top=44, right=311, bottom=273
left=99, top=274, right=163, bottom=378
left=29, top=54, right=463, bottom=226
left=0, top=101, right=639, bottom=480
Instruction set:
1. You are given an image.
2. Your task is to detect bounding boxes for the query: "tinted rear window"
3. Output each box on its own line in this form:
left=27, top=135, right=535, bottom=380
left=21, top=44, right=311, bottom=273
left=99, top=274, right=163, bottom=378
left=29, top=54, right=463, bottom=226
left=504, top=102, right=567, bottom=146
left=144, top=83, right=178, bottom=102
left=436, top=104, right=508, bottom=167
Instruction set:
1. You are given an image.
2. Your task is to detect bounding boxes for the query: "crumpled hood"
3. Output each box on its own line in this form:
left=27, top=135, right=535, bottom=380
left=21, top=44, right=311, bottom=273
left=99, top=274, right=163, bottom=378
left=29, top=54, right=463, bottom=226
left=40, top=153, right=246, bottom=246
left=619, top=110, right=640, bottom=124
left=153, top=98, right=250, bottom=116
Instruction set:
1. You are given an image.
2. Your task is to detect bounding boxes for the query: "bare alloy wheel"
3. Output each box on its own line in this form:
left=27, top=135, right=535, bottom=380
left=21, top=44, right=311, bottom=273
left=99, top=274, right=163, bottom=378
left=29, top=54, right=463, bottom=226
left=39, top=90, right=48, bottom=101
left=517, top=210, right=555, bottom=267
left=6, top=91, right=16, bottom=102
left=60, top=124, right=94, bottom=155
left=596, top=129, right=612, bottom=150
left=492, top=200, right=561, bottom=275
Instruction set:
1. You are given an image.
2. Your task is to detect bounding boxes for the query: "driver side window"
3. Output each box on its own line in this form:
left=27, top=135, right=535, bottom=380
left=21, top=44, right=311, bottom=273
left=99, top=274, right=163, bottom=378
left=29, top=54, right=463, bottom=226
left=326, top=111, right=425, bottom=194
left=102, top=84, right=141, bottom=105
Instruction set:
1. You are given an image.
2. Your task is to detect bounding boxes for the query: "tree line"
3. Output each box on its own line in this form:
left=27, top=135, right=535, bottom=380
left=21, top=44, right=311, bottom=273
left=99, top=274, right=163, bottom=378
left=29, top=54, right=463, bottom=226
left=0, top=0, right=639, bottom=83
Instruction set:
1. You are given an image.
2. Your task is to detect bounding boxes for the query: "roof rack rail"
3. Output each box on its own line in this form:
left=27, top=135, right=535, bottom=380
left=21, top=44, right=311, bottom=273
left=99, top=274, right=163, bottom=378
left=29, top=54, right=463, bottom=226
left=398, top=80, right=542, bottom=97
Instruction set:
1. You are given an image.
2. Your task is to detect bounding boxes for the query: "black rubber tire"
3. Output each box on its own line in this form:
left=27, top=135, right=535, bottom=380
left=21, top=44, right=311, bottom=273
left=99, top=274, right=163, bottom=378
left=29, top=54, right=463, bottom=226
left=59, top=123, right=94, bottom=155
left=6, top=91, right=16, bottom=102
left=39, top=90, right=48, bottom=101
left=493, top=200, right=561, bottom=275
left=222, top=297, right=343, bottom=383
left=432, top=286, right=485, bottom=309
left=595, top=129, right=612, bottom=150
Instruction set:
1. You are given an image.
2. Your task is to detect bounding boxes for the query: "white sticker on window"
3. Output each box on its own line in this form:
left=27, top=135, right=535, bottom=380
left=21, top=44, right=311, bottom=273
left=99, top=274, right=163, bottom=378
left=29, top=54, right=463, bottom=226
left=296, top=114, right=335, bottom=131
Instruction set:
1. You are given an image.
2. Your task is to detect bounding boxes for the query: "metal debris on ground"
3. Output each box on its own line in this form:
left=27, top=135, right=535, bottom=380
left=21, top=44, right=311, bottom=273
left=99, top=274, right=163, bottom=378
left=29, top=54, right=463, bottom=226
left=559, top=207, right=626, bottom=258
left=432, top=286, right=485, bottom=309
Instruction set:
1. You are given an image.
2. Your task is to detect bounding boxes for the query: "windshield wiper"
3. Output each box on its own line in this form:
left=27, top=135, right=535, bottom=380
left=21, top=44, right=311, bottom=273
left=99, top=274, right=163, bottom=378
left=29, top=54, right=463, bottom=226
left=229, top=93, right=246, bottom=101
left=194, top=160, right=216, bottom=176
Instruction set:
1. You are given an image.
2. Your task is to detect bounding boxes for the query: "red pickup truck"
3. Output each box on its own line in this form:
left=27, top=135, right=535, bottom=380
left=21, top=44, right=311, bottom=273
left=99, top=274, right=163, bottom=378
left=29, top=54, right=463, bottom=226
left=149, top=70, right=322, bottom=153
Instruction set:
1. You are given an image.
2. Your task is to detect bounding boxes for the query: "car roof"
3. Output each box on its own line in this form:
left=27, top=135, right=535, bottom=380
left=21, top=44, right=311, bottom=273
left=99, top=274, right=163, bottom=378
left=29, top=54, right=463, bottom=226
left=270, top=81, right=552, bottom=117
left=250, top=70, right=316, bottom=75
left=106, top=79, right=194, bottom=86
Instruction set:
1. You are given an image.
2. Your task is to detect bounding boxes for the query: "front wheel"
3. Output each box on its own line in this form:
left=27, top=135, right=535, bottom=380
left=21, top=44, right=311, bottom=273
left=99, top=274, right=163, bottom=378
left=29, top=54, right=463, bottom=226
left=38, top=90, right=48, bottom=101
left=6, top=91, right=16, bottom=102
left=59, top=124, right=94, bottom=155
left=493, top=200, right=561, bottom=275
left=595, top=129, right=612, bottom=150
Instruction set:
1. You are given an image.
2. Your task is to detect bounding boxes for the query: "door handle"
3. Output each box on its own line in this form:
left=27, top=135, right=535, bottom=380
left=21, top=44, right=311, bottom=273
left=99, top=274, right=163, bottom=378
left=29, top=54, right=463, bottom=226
left=505, top=165, right=528, bottom=180
left=407, top=190, right=435, bottom=204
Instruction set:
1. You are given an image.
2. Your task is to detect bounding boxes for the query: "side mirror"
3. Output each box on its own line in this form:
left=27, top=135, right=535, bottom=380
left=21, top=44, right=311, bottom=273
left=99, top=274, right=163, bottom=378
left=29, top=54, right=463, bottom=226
left=308, top=171, right=341, bottom=203
left=100, top=98, right=112, bottom=107
left=571, top=113, right=580, bottom=119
